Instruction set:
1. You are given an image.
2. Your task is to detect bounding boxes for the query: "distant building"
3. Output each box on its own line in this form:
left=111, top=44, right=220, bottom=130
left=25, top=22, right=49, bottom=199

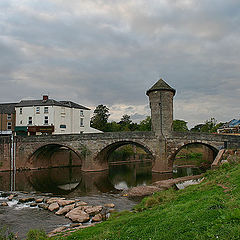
left=11, top=95, right=101, bottom=135
left=0, top=103, right=17, bottom=135
left=217, top=119, right=240, bottom=135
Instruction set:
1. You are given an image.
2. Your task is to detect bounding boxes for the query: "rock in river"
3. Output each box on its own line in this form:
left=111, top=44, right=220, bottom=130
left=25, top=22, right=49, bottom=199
left=48, top=202, right=59, bottom=212
left=65, top=207, right=90, bottom=223
left=92, top=213, right=102, bottom=222
left=57, top=199, right=75, bottom=207
left=55, top=204, right=75, bottom=215
left=84, top=206, right=103, bottom=215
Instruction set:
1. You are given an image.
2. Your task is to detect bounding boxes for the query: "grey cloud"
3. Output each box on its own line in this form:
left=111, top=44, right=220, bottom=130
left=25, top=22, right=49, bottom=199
left=0, top=0, right=240, bottom=125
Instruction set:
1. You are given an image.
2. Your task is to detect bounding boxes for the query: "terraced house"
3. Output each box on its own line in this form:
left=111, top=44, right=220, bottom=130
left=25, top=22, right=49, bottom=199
left=0, top=103, right=17, bottom=135
left=1, top=96, right=101, bottom=136
left=14, top=95, right=102, bottom=135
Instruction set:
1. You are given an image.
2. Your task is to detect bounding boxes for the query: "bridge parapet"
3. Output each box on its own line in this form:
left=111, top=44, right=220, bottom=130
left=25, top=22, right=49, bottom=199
left=14, top=131, right=156, bottom=143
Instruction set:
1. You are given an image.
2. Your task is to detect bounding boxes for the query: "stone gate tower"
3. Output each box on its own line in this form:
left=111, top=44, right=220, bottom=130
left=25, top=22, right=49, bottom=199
left=146, top=79, right=176, bottom=136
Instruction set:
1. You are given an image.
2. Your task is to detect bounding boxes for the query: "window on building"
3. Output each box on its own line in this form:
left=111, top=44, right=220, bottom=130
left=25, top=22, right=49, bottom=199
left=60, top=124, right=66, bottom=128
left=20, top=108, right=22, bottom=114
left=44, top=116, right=48, bottom=125
left=36, top=107, right=40, bottom=114
left=20, top=120, right=23, bottom=125
left=80, top=110, right=84, bottom=116
left=61, top=107, right=65, bottom=114
left=7, top=122, right=12, bottom=130
left=28, top=117, right=32, bottom=125
left=80, top=118, right=84, bottom=127
left=44, top=107, right=48, bottom=114
left=7, top=114, right=11, bottom=120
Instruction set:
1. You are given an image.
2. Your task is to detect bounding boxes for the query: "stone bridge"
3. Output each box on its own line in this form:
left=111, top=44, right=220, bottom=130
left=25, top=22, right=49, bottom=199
left=1, top=79, right=240, bottom=173
left=1, top=130, right=240, bottom=173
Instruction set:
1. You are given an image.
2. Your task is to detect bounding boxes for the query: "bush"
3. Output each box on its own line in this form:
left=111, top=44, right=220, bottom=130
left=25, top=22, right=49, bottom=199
left=26, top=230, right=47, bottom=240
left=0, top=227, right=15, bottom=240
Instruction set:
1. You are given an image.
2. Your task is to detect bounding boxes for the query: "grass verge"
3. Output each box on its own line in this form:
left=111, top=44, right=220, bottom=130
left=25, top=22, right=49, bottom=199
left=50, top=162, right=240, bottom=240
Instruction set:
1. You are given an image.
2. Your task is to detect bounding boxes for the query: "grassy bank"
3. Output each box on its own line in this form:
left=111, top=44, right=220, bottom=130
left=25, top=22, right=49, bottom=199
left=50, top=162, right=240, bottom=240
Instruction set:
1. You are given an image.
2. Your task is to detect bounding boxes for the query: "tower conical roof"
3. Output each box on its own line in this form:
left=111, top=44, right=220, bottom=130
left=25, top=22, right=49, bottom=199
left=146, top=78, right=176, bottom=96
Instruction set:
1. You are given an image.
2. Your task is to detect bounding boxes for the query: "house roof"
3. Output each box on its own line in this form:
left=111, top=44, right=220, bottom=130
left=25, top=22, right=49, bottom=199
left=60, top=101, right=90, bottom=110
left=15, top=99, right=90, bottom=110
left=228, top=119, right=240, bottom=127
left=146, top=79, right=176, bottom=96
left=0, top=103, right=17, bottom=114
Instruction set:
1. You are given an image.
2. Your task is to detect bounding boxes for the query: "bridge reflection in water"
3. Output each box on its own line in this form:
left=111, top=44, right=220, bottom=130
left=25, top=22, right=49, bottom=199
left=0, top=162, right=208, bottom=197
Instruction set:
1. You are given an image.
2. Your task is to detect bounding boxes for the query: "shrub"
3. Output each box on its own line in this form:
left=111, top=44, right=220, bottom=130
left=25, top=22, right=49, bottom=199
left=0, top=227, right=15, bottom=240
left=26, top=230, right=47, bottom=240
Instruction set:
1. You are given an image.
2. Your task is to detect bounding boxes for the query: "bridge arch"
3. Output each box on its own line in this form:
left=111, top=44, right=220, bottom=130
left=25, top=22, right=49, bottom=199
left=168, top=141, right=219, bottom=169
left=95, top=140, right=155, bottom=165
left=27, top=143, right=83, bottom=169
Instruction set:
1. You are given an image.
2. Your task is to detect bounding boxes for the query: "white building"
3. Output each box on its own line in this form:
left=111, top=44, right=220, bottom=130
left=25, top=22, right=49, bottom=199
left=15, top=95, right=101, bottom=135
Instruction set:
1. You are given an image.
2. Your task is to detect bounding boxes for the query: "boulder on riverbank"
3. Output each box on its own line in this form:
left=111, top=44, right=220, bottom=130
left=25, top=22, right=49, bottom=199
left=125, top=185, right=162, bottom=198
left=152, top=174, right=203, bottom=189
left=125, top=174, right=204, bottom=198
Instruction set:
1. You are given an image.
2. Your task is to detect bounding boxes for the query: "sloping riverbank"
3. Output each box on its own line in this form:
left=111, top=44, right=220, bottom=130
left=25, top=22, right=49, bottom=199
left=51, top=162, right=240, bottom=240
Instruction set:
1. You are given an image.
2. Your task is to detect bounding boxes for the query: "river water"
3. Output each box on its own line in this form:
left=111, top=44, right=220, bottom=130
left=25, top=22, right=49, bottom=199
left=0, top=161, right=206, bottom=238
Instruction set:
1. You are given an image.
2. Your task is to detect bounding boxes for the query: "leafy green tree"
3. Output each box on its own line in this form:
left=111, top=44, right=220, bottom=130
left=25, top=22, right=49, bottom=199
left=173, top=120, right=188, bottom=132
left=119, top=114, right=132, bottom=125
left=118, top=114, right=132, bottom=131
left=190, top=118, right=223, bottom=133
left=105, top=121, right=121, bottom=132
left=138, top=116, right=151, bottom=131
left=90, top=104, right=110, bottom=131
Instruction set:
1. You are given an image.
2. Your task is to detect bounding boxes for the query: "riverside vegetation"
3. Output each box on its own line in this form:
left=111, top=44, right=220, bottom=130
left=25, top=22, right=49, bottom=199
left=4, top=161, right=237, bottom=239
left=52, top=162, right=240, bottom=240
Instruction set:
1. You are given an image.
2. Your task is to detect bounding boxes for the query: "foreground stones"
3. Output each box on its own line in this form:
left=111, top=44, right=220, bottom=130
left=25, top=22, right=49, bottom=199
left=65, top=207, right=90, bottom=223
left=55, top=204, right=75, bottom=215
left=0, top=191, right=116, bottom=237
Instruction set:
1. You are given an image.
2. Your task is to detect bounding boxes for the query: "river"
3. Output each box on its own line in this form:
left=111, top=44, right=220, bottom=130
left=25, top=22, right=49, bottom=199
left=0, top=161, right=207, bottom=238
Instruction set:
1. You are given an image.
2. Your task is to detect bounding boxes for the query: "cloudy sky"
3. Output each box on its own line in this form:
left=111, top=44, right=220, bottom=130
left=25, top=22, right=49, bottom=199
left=1, top=0, right=240, bottom=128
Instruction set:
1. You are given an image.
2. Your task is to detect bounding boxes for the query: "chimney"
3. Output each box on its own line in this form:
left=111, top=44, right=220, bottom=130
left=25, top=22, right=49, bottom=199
left=43, top=95, right=48, bottom=101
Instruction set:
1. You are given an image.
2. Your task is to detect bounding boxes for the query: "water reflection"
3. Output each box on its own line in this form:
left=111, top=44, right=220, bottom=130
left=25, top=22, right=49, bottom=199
left=0, top=162, right=207, bottom=196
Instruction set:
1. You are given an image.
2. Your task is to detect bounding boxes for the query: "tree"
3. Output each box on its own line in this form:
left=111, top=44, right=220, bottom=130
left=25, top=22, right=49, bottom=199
left=90, top=105, right=110, bottom=131
left=190, top=118, right=222, bottom=133
left=119, top=114, right=132, bottom=125
left=118, top=114, right=132, bottom=131
left=138, top=116, right=151, bottom=131
left=173, top=120, right=188, bottom=132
